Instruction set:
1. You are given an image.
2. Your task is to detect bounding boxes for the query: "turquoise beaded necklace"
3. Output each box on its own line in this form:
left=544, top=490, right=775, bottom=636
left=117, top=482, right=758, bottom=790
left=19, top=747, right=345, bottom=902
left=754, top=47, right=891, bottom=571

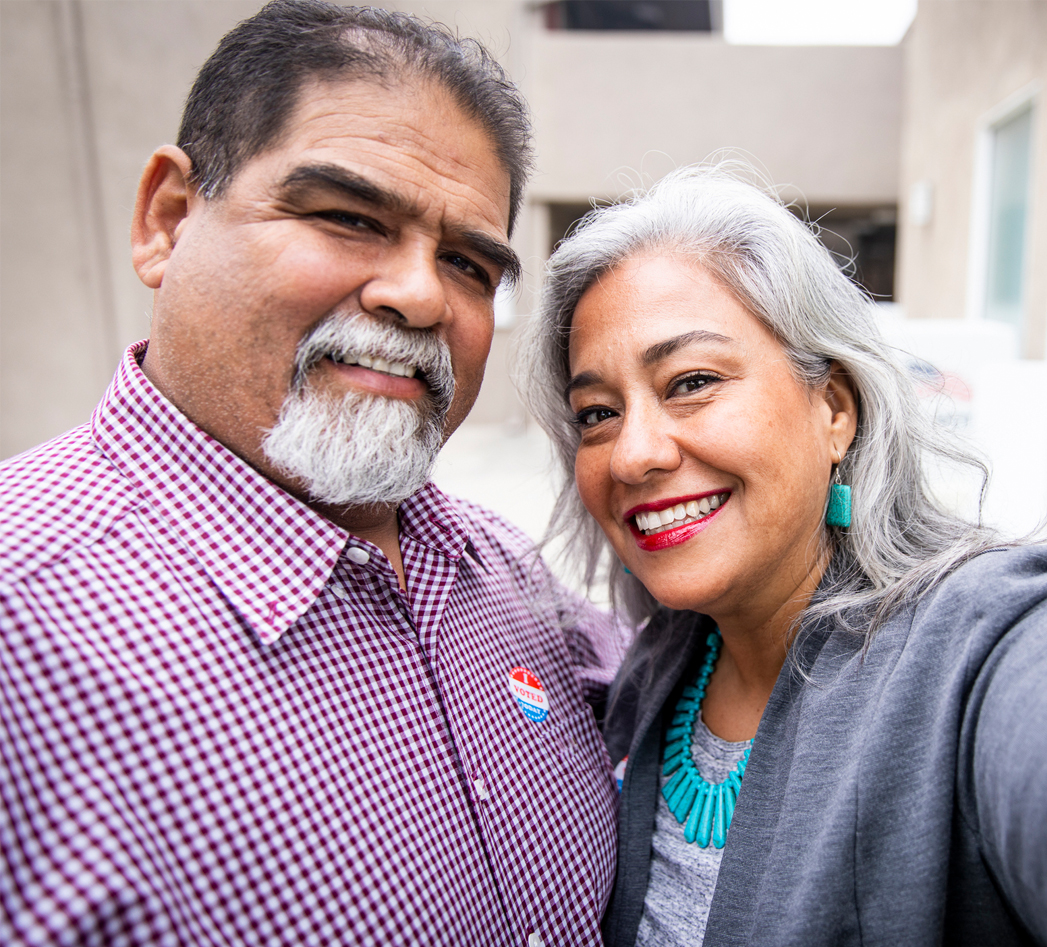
left=662, top=628, right=752, bottom=849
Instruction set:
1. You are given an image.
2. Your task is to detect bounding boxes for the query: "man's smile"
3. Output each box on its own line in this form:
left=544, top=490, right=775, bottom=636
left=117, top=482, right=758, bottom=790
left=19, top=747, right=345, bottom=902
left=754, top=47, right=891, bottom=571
left=323, top=354, right=429, bottom=399
left=294, top=312, right=454, bottom=408
left=329, top=351, right=419, bottom=377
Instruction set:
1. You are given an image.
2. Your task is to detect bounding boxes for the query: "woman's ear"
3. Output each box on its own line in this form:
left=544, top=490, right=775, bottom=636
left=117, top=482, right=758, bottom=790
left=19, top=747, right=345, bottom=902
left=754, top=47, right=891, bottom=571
left=825, top=361, right=859, bottom=459
left=131, top=145, right=197, bottom=289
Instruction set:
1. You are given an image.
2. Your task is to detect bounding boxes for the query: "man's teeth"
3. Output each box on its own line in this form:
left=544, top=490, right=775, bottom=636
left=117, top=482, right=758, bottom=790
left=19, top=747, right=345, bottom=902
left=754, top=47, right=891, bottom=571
left=333, top=353, right=417, bottom=377
left=634, top=493, right=729, bottom=535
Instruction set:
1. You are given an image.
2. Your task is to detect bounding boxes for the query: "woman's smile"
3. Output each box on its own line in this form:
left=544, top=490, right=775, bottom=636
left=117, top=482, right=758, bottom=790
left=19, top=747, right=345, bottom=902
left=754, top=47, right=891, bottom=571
left=626, top=491, right=731, bottom=549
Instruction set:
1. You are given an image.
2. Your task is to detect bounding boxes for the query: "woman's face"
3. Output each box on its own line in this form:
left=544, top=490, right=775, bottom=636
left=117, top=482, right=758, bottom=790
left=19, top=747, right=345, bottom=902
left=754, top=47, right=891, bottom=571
left=567, top=254, right=856, bottom=627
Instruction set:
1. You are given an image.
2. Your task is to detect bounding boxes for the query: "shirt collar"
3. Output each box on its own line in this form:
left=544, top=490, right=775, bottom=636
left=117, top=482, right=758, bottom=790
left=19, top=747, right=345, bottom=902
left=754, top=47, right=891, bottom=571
left=397, top=480, right=483, bottom=567
left=92, top=342, right=349, bottom=644
left=92, top=343, right=489, bottom=642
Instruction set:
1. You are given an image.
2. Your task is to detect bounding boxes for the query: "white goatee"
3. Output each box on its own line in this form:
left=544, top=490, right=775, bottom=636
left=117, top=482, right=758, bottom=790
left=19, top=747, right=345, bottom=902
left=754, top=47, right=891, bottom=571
left=262, top=312, right=455, bottom=509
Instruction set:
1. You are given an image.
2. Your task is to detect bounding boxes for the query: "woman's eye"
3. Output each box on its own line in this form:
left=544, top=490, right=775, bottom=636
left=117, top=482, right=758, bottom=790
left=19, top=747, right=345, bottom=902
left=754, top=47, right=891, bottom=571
left=670, top=372, right=719, bottom=396
left=573, top=406, right=616, bottom=427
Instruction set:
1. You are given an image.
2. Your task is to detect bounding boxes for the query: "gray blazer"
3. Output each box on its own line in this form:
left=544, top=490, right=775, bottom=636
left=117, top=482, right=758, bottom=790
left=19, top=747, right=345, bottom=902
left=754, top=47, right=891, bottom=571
left=602, top=546, right=1047, bottom=946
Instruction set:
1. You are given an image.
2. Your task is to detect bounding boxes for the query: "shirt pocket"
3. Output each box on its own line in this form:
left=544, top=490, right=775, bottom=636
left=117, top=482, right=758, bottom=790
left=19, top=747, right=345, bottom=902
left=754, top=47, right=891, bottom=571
left=547, top=707, right=614, bottom=778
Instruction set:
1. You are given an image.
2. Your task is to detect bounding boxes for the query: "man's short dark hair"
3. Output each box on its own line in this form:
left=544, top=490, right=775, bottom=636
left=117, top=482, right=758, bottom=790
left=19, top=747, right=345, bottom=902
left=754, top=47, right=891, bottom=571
left=178, top=0, right=532, bottom=233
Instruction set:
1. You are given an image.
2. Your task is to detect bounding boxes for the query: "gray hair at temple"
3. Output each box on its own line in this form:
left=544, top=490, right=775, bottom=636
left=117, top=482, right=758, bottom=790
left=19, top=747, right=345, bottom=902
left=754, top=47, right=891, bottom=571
left=178, top=0, right=533, bottom=234
left=518, top=164, right=999, bottom=636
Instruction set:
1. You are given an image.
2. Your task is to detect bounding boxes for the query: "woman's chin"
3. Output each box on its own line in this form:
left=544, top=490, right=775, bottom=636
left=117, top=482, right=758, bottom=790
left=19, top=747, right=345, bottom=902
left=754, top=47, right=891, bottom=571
left=627, top=569, right=724, bottom=615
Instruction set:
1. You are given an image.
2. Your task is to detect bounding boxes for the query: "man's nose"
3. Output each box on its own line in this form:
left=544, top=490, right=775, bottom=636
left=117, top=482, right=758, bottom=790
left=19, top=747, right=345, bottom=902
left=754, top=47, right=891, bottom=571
left=609, top=404, right=681, bottom=485
left=359, top=241, right=450, bottom=329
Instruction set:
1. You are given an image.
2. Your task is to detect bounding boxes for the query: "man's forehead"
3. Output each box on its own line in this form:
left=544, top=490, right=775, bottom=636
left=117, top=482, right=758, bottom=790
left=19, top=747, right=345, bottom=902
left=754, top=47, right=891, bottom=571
left=278, top=74, right=499, bottom=171
left=244, top=75, right=510, bottom=227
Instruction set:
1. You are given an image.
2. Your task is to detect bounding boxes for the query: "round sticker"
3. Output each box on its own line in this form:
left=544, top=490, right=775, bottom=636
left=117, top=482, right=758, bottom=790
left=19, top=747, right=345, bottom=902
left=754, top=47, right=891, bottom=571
left=509, top=667, right=549, bottom=723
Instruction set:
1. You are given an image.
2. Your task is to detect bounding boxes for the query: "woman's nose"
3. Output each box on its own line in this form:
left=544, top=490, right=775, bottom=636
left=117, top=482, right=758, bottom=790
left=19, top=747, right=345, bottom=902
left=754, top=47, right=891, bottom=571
left=609, top=405, right=681, bottom=484
left=359, top=242, right=451, bottom=329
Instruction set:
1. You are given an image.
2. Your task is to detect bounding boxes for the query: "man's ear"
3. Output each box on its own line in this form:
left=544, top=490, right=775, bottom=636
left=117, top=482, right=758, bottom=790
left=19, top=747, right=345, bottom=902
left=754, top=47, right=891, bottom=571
left=825, top=361, right=858, bottom=458
left=131, top=145, right=198, bottom=289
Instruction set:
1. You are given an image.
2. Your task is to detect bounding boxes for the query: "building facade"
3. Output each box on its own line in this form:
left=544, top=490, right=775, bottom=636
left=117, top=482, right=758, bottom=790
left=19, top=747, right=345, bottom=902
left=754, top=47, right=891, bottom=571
left=1, top=0, right=905, bottom=457
left=897, top=0, right=1047, bottom=359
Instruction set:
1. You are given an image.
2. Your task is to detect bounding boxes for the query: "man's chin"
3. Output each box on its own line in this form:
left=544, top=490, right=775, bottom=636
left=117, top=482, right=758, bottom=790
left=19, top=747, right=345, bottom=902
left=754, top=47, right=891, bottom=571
left=261, top=385, right=444, bottom=511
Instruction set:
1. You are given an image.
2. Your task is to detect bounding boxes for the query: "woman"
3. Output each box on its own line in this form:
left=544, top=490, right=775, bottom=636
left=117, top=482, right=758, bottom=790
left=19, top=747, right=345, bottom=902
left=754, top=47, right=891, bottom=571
left=519, top=166, right=1047, bottom=946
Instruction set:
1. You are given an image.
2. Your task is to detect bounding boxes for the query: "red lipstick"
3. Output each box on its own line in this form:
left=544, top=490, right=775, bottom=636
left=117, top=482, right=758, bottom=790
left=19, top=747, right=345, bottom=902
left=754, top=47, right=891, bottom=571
left=626, top=491, right=730, bottom=552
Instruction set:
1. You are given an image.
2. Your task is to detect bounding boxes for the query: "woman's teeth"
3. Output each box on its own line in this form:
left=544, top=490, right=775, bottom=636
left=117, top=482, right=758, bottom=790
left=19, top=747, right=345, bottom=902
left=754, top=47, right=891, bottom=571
left=634, top=493, right=728, bottom=535
left=332, top=353, right=417, bottom=377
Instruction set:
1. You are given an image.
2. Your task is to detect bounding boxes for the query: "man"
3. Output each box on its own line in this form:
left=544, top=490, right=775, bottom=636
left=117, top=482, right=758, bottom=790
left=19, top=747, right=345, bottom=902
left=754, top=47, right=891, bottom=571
left=0, top=3, right=618, bottom=944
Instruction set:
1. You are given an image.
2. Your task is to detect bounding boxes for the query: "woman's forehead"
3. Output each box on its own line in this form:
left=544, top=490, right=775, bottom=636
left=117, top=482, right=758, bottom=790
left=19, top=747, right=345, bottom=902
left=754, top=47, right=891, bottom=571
left=569, top=254, right=774, bottom=359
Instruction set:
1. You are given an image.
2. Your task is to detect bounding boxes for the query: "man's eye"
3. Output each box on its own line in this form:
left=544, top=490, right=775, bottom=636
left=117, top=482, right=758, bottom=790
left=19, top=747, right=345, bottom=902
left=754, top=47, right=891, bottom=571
left=442, top=253, right=489, bottom=285
left=315, top=210, right=379, bottom=232
left=573, top=406, right=616, bottom=427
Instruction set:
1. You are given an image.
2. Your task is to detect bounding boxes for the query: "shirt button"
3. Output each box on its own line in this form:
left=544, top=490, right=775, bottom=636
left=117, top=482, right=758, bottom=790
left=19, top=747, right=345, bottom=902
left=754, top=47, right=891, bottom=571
left=473, top=776, right=490, bottom=801
left=346, top=547, right=370, bottom=565
left=528, top=933, right=544, bottom=947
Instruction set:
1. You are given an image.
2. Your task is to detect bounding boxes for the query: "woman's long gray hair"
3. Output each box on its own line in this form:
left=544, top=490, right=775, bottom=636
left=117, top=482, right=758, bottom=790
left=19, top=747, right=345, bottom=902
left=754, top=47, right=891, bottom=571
left=517, top=164, right=1000, bottom=644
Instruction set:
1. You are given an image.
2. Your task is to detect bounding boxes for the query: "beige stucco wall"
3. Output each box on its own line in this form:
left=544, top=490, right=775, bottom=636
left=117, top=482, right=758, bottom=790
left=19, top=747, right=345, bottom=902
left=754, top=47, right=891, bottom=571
left=2, top=1, right=115, bottom=452
left=1, top=0, right=902, bottom=458
left=1, top=0, right=259, bottom=458
left=897, top=0, right=1047, bottom=357
left=528, top=34, right=902, bottom=207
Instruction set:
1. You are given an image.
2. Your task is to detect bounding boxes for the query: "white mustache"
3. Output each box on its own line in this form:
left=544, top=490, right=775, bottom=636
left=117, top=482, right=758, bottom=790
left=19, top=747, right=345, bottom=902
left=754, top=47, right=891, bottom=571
left=292, top=312, right=455, bottom=417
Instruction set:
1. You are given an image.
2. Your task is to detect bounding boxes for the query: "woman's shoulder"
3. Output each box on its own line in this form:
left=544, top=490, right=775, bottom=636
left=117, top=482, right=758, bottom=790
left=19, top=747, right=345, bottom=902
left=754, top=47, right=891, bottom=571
left=884, top=544, right=1047, bottom=678
left=925, top=544, right=1047, bottom=621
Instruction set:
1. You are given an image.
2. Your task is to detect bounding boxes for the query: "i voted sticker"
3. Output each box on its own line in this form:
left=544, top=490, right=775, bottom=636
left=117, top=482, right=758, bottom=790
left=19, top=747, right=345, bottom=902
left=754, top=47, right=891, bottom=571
left=509, top=667, right=549, bottom=723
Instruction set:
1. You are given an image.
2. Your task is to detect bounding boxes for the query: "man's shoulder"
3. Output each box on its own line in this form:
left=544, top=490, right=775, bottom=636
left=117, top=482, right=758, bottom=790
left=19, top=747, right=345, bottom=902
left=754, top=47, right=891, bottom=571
left=434, top=489, right=563, bottom=596
left=0, top=425, right=138, bottom=587
left=440, top=491, right=536, bottom=560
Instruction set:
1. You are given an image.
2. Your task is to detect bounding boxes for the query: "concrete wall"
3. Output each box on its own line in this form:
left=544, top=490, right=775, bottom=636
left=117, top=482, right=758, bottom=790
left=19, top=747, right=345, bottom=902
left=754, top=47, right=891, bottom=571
left=1, top=0, right=902, bottom=458
left=897, top=0, right=1047, bottom=357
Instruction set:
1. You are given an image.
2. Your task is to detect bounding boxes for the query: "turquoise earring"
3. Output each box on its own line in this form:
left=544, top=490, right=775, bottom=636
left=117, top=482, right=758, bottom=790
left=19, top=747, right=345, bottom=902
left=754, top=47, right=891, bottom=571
left=826, top=466, right=851, bottom=528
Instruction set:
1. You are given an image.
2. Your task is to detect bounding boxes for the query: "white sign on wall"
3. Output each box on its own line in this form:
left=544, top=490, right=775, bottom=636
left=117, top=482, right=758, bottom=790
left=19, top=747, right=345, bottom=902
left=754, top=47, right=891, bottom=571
left=876, top=306, right=1047, bottom=538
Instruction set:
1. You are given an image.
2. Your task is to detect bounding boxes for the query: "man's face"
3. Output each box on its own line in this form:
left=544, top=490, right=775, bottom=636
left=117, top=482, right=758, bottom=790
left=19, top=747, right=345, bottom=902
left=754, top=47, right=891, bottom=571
left=142, top=76, right=513, bottom=509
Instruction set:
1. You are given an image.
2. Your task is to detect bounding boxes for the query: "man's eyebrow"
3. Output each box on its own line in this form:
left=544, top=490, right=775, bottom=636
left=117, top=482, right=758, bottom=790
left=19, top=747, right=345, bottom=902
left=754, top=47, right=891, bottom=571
left=278, top=163, right=520, bottom=287
left=279, top=164, right=411, bottom=213
left=642, top=329, right=733, bottom=365
left=454, top=228, right=521, bottom=287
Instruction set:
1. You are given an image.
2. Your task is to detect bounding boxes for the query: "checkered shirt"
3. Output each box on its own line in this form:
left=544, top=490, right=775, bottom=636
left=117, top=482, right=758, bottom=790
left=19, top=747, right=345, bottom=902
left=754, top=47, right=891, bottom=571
left=0, top=342, right=620, bottom=946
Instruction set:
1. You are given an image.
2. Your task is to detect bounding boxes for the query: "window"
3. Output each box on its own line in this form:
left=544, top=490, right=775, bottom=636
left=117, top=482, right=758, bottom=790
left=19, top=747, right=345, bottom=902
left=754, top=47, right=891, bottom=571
left=543, top=1, right=720, bottom=32
left=983, top=104, right=1035, bottom=330
left=799, top=206, right=897, bottom=302
left=547, top=202, right=897, bottom=300
left=548, top=202, right=597, bottom=255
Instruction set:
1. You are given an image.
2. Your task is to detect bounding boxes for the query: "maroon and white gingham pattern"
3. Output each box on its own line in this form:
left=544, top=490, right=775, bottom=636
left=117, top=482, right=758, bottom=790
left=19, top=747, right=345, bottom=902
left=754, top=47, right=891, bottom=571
left=0, top=343, right=619, bottom=946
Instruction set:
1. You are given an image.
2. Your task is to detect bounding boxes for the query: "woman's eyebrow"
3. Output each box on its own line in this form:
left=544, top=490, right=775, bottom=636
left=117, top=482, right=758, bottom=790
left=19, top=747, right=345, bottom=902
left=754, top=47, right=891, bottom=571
left=642, top=329, right=733, bottom=365
left=564, top=370, right=601, bottom=399
left=565, top=329, right=735, bottom=398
